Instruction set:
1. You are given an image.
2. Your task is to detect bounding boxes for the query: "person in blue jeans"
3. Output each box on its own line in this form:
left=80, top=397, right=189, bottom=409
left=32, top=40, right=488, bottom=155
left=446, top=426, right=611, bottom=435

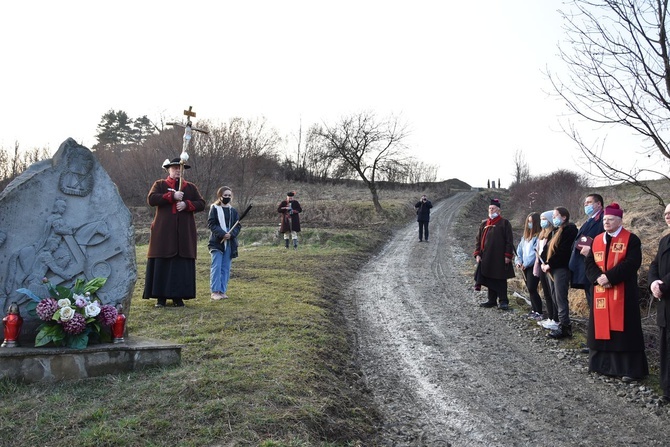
left=208, top=186, right=241, bottom=301
left=415, top=195, right=433, bottom=242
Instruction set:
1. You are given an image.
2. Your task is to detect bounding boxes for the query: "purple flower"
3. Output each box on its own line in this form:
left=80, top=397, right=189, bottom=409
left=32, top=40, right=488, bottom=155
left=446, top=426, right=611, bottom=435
left=98, top=305, right=118, bottom=326
left=36, top=298, right=59, bottom=321
left=61, top=312, right=86, bottom=334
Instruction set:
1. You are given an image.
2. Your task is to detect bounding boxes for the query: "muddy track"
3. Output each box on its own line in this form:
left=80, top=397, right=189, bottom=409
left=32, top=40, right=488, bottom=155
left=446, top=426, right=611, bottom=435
left=348, top=191, right=668, bottom=446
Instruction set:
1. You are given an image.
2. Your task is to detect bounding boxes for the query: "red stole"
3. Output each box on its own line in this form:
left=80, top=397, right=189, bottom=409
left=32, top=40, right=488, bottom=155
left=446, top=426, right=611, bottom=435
left=591, top=229, right=630, bottom=340
left=480, top=215, right=502, bottom=253
left=165, top=177, right=189, bottom=214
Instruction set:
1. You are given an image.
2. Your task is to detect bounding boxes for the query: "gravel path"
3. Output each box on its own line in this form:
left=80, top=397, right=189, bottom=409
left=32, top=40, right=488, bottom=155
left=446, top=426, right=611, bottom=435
left=348, top=191, right=669, bottom=446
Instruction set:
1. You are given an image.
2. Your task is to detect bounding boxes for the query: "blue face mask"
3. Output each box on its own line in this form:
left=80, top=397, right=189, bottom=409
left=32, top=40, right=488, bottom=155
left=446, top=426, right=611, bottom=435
left=540, top=220, right=549, bottom=229
left=552, top=217, right=563, bottom=227
left=527, top=222, right=533, bottom=229
left=584, top=205, right=594, bottom=216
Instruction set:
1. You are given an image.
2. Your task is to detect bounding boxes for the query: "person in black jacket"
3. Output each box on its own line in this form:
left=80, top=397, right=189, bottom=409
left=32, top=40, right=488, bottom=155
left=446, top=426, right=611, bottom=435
left=649, top=203, right=670, bottom=399
left=415, top=195, right=433, bottom=242
left=541, top=206, right=578, bottom=339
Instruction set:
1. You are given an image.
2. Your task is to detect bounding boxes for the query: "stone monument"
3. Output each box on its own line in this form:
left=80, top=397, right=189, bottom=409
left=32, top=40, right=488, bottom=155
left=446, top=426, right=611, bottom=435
left=0, top=138, right=137, bottom=344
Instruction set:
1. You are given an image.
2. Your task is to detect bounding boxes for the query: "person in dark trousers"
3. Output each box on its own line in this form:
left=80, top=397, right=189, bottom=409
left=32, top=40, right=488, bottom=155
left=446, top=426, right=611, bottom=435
left=649, top=203, right=670, bottom=401
left=474, top=198, right=515, bottom=310
left=415, top=195, right=433, bottom=242
left=278, top=191, right=302, bottom=249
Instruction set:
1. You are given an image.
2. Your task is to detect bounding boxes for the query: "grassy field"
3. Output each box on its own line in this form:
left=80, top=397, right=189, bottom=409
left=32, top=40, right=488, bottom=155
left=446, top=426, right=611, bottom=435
left=1, top=183, right=445, bottom=447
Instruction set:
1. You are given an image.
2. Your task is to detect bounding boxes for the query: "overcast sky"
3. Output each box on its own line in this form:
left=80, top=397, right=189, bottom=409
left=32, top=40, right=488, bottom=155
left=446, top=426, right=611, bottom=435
left=0, top=0, right=659, bottom=188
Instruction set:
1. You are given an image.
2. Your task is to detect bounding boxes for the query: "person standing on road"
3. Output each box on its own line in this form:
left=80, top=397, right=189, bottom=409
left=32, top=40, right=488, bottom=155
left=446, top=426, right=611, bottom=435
left=143, top=157, right=206, bottom=308
left=585, top=203, right=648, bottom=381
left=516, top=212, right=542, bottom=319
left=541, top=207, right=578, bottom=339
left=415, top=195, right=433, bottom=242
left=475, top=198, right=515, bottom=310
left=535, top=210, right=557, bottom=329
left=569, top=193, right=605, bottom=308
left=649, top=203, right=670, bottom=400
left=208, top=186, right=241, bottom=301
left=278, top=191, right=303, bottom=249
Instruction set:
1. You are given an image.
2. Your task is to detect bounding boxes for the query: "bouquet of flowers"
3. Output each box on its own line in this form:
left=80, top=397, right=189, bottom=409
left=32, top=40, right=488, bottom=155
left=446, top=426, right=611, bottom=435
left=18, top=277, right=118, bottom=349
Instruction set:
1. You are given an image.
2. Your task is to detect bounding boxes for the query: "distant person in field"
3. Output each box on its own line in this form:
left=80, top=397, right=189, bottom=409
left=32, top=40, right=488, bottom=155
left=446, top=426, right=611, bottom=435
left=585, top=203, right=648, bottom=382
left=649, top=203, right=670, bottom=401
left=569, top=193, right=605, bottom=308
left=515, top=212, right=542, bottom=320
left=535, top=210, right=558, bottom=330
left=208, top=186, right=241, bottom=301
left=278, top=191, right=302, bottom=249
left=414, top=194, right=433, bottom=242
left=143, top=157, right=206, bottom=308
left=474, top=198, right=515, bottom=310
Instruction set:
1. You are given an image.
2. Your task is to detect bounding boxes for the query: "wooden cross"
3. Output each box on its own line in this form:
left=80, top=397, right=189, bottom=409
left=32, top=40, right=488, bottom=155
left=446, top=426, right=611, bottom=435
left=183, top=106, right=196, bottom=121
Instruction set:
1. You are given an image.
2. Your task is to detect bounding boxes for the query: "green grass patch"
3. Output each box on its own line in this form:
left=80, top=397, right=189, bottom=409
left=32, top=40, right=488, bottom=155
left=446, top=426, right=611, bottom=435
left=0, top=229, right=383, bottom=447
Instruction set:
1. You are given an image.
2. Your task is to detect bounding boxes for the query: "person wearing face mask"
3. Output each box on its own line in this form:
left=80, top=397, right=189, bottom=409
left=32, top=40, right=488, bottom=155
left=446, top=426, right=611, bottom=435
left=541, top=207, right=578, bottom=339
left=208, top=186, right=241, bottom=301
left=143, top=157, right=206, bottom=308
left=585, top=203, right=648, bottom=382
left=535, top=210, right=558, bottom=329
left=515, top=212, right=542, bottom=319
left=569, top=194, right=605, bottom=309
left=474, top=198, right=515, bottom=310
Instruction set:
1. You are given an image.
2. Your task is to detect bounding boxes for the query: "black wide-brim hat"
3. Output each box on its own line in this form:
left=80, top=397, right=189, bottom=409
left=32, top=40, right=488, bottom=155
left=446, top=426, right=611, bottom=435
left=162, top=158, right=191, bottom=170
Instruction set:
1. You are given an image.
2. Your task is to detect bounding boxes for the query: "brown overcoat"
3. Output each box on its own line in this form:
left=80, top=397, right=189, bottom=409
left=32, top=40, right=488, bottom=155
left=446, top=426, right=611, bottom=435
left=146, top=179, right=205, bottom=259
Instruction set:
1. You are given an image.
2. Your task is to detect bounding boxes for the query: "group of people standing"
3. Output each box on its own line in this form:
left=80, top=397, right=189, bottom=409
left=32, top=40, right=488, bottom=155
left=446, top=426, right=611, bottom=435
left=474, top=194, right=660, bottom=391
left=141, top=156, right=302, bottom=306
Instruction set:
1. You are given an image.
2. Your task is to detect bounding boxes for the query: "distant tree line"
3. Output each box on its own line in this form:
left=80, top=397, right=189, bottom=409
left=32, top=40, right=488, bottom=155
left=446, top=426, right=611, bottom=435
left=1, top=110, right=439, bottom=212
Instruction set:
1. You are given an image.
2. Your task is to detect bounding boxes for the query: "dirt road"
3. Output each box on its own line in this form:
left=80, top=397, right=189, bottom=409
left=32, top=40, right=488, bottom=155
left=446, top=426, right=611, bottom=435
left=348, top=191, right=668, bottom=446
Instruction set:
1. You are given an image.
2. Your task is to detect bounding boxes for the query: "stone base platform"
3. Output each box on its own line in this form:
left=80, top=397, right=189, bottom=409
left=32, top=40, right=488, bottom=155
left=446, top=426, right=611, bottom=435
left=0, top=336, right=182, bottom=383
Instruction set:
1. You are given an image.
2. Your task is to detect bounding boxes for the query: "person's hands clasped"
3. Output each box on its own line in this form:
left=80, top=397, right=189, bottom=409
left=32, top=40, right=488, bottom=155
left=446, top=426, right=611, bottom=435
left=596, top=273, right=612, bottom=288
left=173, top=191, right=184, bottom=201
left=176, top=201, right=187, bottom=212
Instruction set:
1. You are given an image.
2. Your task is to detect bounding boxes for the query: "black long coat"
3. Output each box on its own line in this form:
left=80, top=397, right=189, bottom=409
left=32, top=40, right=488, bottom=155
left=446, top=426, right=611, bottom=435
left=649, top=233, right=670, bottom=328
left=278, top=199, right=302, bottom=233
left=474, top=217, right=515, bottom=281
left=584, top=231, right=645, bottom=351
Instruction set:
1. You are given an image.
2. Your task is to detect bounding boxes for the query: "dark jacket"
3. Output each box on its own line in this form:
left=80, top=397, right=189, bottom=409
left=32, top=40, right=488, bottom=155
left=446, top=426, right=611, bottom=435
left=474, top=217, right=515, bottom=280
left=569, top=211, right=604, bottom=288
left=585, top=231, right=644, bottom=351
left=415, top=200, right=433, bottom=222
left=649, top=233, right=670, bottom=328
left=146, top=179, right=205, bottom=259
left=278, top=199, right=302, bottom=232
left=543, top=222, right=578, bottom=270
left=207, top=205, right=241, bottom=259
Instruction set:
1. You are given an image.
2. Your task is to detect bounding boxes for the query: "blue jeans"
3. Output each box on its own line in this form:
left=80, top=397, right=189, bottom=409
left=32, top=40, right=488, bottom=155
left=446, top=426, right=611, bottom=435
left=210, top=245, right=232, bottom=294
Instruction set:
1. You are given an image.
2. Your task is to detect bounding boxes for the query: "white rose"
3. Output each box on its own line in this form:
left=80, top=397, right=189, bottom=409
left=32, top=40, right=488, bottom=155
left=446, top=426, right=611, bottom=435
left=85, top=302, right=101, bottom=318
left=57, top=299, right=71, bottom=308
left=59, top=306, right=75, bottom=321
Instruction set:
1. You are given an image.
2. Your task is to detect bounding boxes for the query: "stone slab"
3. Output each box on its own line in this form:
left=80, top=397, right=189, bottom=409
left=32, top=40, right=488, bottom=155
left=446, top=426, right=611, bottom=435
left=0, top=336, right=181, bottom=383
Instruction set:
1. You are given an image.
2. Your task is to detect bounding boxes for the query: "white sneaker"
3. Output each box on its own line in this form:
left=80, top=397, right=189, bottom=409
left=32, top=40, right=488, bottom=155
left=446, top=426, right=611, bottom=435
left=537, top=318, right=550, bottom=327
left=542, top=320, right=560, bottom=330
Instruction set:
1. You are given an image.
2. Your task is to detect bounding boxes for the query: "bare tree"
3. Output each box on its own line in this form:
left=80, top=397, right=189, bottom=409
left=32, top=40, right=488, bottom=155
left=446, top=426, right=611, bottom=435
left=512, top=149, right=531, bottom=185
left=316, top=111, right=410, bottom=213
left=550, top=0, right=670, bottom=204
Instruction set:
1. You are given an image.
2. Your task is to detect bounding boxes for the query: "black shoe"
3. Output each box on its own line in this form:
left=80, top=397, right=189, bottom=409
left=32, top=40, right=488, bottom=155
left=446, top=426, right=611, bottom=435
left=474, top=284, right=481, bottom=291
left=173, top=298, right=185, bottom=307
left=621, top=376, right=635, bottom=383
left=548, top=324, right=572, bottom=339
left=498, top=303, right=509, bottom=311
left=155, top=299, right=166, bottom=308
left=479, top=302, right=497, bottom=308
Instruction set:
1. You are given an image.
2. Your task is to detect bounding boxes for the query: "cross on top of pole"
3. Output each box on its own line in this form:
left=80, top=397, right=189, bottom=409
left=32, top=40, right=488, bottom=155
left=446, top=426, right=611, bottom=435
left=183, top=106, right=196, bottom=123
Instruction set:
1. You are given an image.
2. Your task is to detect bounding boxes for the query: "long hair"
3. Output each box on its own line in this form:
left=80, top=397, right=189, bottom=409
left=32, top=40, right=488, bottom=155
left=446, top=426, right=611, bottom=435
left=523, top=212, right=541, bottom=241
left=547, top=206, right=570, bottom=259
left=213, top=186, right=232, bottom=206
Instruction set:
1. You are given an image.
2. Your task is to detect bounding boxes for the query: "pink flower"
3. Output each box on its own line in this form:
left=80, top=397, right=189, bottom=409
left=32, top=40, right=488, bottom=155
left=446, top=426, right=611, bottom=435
left=61, top=312, right=87, bottom=334
left=98, top=305, right=118, bottom=326
left=36, top=298, right=59, bottom=321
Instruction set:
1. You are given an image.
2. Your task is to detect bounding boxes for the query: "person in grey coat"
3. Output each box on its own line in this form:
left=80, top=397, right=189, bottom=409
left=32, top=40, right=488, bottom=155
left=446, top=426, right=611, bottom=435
left=415, top=195, right=433, bottom=242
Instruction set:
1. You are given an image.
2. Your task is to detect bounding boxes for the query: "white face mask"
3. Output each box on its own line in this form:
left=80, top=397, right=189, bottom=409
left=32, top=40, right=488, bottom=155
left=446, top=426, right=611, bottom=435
left=489, top=212, right=499, bottom=219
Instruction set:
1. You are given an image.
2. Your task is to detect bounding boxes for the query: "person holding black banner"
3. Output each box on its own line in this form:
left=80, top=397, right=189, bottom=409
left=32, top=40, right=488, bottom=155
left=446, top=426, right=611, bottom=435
left=474, top=198, right=515, bottom=310
left=585, top=203, right=648, bottom=381
left=278, top=191, right=303, bottom=249
left=208, top=186, right=241, bottom=301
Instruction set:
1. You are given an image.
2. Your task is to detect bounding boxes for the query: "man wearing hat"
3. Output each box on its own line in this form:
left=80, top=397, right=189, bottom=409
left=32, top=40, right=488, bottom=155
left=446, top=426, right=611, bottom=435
left=143, top=157, right=206, bottom=307
left=584, top=203, right=648, bottom=381
left=474, top=198, right=515, bottom=310
left=278, top=191, right=303, bottom=249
